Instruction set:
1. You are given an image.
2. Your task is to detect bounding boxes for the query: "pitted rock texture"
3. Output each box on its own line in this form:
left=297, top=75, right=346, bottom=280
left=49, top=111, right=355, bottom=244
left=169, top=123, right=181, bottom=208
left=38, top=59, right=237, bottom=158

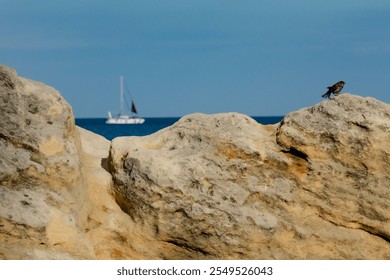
left=108, top=94, right=390, bottom=259
left=0, top=65, right=93, bottom=259
left=276, top=95, right=390, bottom=246
left=1, top=63, right=390, bottom=259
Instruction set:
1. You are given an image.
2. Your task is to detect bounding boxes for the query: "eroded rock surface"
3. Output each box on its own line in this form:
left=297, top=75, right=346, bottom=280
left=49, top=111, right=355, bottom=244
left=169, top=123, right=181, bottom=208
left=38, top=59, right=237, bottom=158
left=0, top=65, right=93, bottom=259
left=1, top=64, right=390, bottom=259
left=109, top=94, right=390, bottom=259
left=277, top=95, right=390, bottom=251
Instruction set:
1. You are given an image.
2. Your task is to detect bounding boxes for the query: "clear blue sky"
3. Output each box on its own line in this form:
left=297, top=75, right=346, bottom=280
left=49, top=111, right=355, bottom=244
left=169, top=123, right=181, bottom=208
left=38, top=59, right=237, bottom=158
left=2, top=0, right=390, bottom=118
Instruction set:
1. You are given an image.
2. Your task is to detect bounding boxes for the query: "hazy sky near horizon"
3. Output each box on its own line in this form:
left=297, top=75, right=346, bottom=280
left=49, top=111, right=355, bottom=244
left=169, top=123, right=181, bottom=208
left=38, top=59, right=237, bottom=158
left=2, top=0, right=390, bottom=117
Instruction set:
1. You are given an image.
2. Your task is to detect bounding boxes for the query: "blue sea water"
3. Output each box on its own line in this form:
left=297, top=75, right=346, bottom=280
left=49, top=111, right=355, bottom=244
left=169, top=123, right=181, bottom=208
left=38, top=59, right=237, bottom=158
left=76, top=116, right=284, bottom=141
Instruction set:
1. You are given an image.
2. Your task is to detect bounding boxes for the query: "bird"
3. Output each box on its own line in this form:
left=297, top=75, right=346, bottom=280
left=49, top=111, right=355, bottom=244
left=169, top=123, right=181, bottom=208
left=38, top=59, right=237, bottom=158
left=322, top=81, right=345, bottom=98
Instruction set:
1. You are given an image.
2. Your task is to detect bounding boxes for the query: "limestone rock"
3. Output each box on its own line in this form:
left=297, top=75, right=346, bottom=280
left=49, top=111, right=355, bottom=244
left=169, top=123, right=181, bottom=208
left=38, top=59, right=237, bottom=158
left=276, top=94, right=390, bottom=249
left=1, top=63, right=390, bottom=260
left=0, top=65, right=94, bottom=259
left=108, top=94, right=390, bottom=259
left=77, top=126, right=156, bottom=259
left=0, top=65, right=155, bottom=260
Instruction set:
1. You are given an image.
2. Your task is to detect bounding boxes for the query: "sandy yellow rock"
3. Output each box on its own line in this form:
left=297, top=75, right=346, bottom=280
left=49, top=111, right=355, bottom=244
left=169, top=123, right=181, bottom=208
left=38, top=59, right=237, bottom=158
left=39, top=136, right=64, bottom=156
left=1, top=64, right=390, bottom=260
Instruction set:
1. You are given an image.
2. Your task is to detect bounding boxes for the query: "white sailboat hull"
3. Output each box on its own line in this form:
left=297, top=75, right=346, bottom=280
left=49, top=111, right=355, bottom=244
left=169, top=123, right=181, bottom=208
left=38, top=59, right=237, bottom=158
left=106, top=115, right=145, bottom=124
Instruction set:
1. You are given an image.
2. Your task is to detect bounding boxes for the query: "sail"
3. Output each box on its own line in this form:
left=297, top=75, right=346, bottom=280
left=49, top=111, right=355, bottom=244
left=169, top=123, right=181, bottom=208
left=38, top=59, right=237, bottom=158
left=131, top=101, right=138, bottom=114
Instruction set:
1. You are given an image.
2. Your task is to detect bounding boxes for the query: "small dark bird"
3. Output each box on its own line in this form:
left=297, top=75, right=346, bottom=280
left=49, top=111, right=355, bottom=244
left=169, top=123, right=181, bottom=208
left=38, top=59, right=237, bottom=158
left=322, top=81, right=345, bottom=98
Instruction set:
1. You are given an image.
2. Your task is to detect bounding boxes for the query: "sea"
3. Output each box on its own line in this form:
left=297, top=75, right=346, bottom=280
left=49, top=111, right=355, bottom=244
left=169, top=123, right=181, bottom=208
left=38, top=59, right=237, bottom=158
left=75, top=116, right=284, bottom=141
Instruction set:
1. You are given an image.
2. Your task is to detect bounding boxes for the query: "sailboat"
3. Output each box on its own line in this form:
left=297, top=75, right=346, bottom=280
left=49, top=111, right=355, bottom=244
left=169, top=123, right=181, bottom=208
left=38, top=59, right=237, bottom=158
left=106, top=76, right=145, bottom=124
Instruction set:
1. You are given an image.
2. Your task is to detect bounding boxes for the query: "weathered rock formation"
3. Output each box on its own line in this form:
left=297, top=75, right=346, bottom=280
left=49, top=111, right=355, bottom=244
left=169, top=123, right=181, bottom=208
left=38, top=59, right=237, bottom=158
left=1, top=64, right=390, bottom=259
left=108, top=100, right=390, bottom=259
left=0, top=65, right=94, bottom=258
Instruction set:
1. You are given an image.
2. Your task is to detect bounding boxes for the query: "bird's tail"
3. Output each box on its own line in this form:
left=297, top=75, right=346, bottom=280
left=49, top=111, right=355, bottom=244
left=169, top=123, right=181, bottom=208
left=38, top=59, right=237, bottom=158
left=322, top=90, right=331, bottom=98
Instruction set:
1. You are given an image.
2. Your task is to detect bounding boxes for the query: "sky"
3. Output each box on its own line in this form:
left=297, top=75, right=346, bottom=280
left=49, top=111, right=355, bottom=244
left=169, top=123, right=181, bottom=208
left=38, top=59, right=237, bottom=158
left=1, top=0, right=390, bottom=118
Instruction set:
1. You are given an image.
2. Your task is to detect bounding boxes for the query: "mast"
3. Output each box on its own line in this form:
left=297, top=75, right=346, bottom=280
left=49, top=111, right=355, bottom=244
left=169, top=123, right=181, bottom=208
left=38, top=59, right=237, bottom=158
left=120, top=75, right=124, bottom=115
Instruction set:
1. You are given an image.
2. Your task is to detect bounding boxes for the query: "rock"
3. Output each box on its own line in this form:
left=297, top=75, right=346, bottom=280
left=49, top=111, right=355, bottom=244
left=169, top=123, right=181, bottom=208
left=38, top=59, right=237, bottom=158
left=1, top=63, right=390, bottom=259
left=0, top=65, right=94, bottom=259
left=77, top=126, right=157, bottom=259
left=0, top=65, right=158, bottom=260
left=109, top=94, right=390, bottom=259
left=109, top=113, right=283, bottom=259
left=276, top=94, right=390, bottom=250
